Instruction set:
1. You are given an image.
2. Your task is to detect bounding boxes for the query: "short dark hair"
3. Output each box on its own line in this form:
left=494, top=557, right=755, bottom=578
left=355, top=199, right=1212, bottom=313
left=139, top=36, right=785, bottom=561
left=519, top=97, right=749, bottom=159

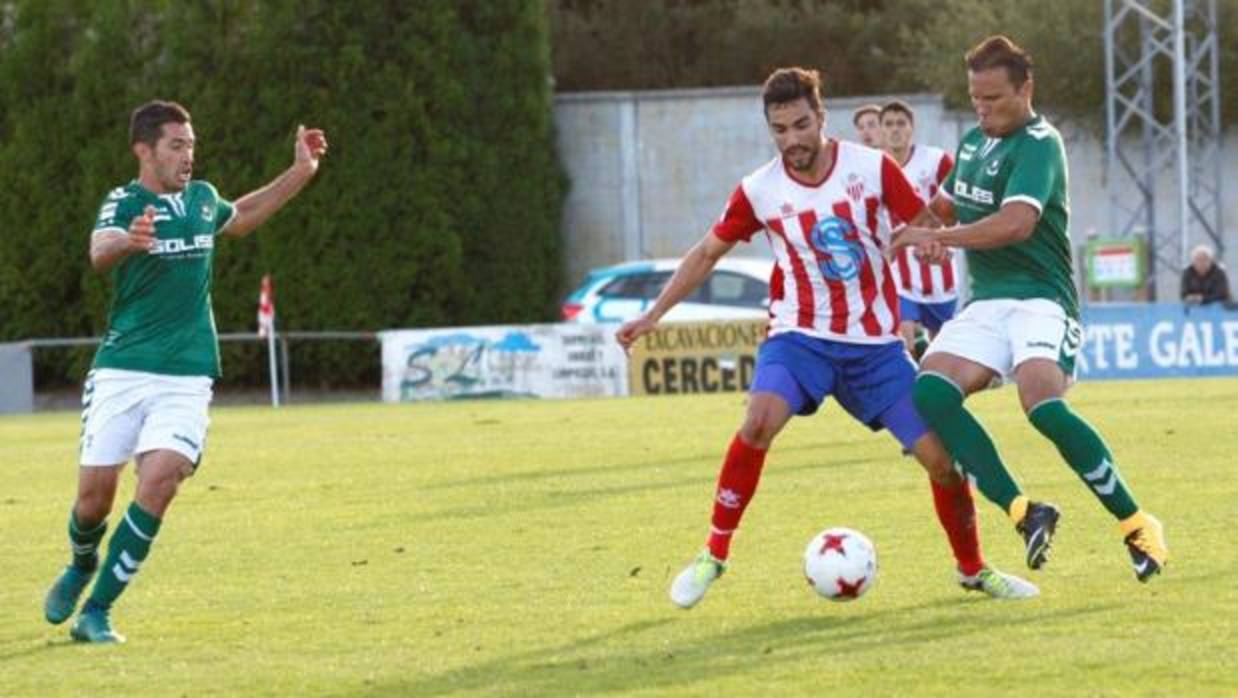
left=852, top=104, right=880, bottom=126
left=129, top=100, right=191, bottom=147
left=879, top=100, right=915, bottom=124
left=762, top=67, right=823, bottom=117
left=965, top=35, right=1033, bottom=87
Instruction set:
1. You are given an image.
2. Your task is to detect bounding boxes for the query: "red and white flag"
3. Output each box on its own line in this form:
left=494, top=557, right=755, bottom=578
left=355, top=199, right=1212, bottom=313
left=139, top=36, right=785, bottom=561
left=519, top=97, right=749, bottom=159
left=257, top=274, right=276, bottom=338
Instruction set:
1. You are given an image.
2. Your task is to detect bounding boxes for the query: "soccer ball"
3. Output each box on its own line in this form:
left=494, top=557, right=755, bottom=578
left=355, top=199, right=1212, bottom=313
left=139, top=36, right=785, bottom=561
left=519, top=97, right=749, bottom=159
left=803, top=527, right=877, bottom=601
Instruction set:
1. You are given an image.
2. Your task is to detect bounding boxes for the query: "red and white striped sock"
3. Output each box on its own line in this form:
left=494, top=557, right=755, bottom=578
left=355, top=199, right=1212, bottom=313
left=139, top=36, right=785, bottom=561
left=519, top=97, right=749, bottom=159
left=706, top=433, right=768, bottom=561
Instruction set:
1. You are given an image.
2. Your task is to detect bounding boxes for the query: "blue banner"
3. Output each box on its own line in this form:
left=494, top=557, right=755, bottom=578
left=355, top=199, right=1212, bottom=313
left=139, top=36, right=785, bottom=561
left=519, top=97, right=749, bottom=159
left=1078, top=303, right=1238, bottom=380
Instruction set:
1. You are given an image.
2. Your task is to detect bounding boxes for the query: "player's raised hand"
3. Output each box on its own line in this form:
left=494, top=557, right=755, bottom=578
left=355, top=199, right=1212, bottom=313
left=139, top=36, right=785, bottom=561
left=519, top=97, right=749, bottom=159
left=615, top=315, right=658, bottom=353
left=294, top=125, right=328, bottom=174
left=128, top=205, right=157, bottom=252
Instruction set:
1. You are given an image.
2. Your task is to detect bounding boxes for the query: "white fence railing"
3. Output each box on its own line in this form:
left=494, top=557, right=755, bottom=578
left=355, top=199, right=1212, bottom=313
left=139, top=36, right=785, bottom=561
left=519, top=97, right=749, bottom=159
left=1, top=331, right=377, bottom=415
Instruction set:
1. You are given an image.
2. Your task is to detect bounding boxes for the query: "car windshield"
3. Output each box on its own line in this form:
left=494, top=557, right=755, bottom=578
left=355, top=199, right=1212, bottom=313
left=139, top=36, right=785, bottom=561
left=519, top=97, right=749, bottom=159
left=599, top=271, right=705, bottom=302
left=707, top=271, right=768, bottom=308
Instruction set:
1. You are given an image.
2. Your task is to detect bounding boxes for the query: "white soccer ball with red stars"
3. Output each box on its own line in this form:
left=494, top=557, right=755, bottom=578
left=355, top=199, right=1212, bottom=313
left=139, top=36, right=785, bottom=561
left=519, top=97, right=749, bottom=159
left=803, top=527, right=877, bottom=601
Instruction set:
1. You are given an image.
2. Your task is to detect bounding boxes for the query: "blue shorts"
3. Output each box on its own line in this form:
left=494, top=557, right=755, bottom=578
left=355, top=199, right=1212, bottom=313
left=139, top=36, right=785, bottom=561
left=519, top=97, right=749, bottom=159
left=750, top=332, right=928, bottom=450
left=898, top=297, right=958, bottom=335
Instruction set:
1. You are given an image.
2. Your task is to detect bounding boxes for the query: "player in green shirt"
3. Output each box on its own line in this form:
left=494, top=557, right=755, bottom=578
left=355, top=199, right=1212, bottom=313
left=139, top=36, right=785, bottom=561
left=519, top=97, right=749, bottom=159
left=43, top=100, right=327, bottom=643
left=890, top=36, right=1168, bottom=583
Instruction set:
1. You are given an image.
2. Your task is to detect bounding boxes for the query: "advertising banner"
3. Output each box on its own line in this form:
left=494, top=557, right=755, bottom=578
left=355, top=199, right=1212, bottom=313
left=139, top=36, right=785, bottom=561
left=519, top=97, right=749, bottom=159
left=1078, top=303, right=1238, bottom=380
left=626, top=319, right=767, bottom=395
left=381, top=324, right=627, bottom=402
left=380, top=303, right=1235, bottom=406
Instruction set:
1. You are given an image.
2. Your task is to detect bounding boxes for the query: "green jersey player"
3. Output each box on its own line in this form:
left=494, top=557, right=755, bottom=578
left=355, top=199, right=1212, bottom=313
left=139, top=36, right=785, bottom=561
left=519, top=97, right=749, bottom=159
left=890, top=36, right=1167, bottom=583
left=44, top=100, right=328, bottom=643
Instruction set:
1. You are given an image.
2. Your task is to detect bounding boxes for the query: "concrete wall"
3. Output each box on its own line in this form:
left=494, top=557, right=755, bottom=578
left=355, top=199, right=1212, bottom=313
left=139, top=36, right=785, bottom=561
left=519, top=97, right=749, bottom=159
left=555, top=88, right=952, bottom=288
left=0, top=342, right=34, bottom=415
left=555, top=86, right=1235, bottom=302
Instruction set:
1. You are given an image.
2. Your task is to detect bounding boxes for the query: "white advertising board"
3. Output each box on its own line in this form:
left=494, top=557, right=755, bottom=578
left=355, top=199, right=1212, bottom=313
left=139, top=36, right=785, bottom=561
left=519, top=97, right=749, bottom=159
left=381, top=324, right=628, bottom=402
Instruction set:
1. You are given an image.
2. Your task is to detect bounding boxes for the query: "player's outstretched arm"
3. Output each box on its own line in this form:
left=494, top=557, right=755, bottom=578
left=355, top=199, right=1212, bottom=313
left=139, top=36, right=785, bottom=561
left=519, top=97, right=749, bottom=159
left=223, top=125, right=328, bottom=238
left=614, top=232, right=735, bottom=351
left=891, top=200, right=1038, bottom=259
left=935, top=201, right=1038, bottom=250
left=90, top=205, right=157, bottom=273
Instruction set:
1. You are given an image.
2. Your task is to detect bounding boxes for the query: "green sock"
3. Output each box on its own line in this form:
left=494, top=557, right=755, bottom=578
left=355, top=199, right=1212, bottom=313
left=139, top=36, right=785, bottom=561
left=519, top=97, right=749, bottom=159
left=1028, top=399, right=1138, bottom=519
left=85, top=502, right=161, bottom=612
left=913, top=373, right=1024, bottom=512
left=913, top=334, right=930, bottom=361
left=69, top=510, right=108, bottom=572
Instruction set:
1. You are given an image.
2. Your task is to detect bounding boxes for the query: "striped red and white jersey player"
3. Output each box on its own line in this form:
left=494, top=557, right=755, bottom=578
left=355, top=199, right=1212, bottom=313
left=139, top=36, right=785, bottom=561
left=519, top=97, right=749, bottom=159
left=711, top=139, right=926, bottom=345
left=889, top=144, right=958, bottom=303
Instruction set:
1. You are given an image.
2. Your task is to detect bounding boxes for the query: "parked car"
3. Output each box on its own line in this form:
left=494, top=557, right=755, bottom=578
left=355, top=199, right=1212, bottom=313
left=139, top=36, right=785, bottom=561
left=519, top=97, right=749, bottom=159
left=561, top=257, right=773, bottom=323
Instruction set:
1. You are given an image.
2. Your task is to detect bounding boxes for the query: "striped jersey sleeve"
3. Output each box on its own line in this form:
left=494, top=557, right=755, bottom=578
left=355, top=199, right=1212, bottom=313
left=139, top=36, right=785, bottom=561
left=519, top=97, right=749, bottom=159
left=711, top=185, right=763, bottom=243
left=879, top=153, right=925, bottom=224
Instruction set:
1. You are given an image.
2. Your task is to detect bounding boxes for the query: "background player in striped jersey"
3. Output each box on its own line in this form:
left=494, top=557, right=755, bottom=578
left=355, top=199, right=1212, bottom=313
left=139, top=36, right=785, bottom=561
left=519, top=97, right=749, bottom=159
left=891, top=36, right=1168, bottom=582
left=617, top=67, right=1037, bottom=609
left=880, top=100, right=959, bottom=359
left=43, top=101, right=327, bottom=643
left=851, top=104, right=885, bottom=149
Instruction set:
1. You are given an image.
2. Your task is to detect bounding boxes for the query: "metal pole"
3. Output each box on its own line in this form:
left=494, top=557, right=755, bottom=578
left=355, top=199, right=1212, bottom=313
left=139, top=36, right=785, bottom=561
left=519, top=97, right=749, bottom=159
left=280, top=334, right=291, bottom=404
left=1140, top=11, right=1159, bottom=300
left=1102, top=0, right=1118, bottom=305
left=1173, top=0, right=1190, bottom=270
left=1103, top=0, right=1117, bottom=252
left=267, top=328, right=280, bottom=407
left=1205, top=0, right=1223, bottom=258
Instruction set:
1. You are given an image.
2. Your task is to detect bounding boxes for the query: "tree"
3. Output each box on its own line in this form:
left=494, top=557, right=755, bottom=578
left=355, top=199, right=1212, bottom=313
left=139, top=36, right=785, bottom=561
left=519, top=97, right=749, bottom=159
left=548, top=0, right=1236, bottom=132
left=548, top=0, right=936, bottom=96
left=0, top=0, right=565, bottom=388
left=892, top=0, right=1106, bottom=130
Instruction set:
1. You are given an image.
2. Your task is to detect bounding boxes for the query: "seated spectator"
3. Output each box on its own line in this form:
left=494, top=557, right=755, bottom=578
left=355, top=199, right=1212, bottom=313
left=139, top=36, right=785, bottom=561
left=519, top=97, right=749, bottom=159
left=1181, top=244, right=1231, bottom=305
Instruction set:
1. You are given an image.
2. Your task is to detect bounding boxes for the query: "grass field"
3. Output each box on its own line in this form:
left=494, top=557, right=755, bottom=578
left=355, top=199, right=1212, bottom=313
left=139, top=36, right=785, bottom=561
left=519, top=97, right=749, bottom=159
left=3, top=378, right=1236, bottom=697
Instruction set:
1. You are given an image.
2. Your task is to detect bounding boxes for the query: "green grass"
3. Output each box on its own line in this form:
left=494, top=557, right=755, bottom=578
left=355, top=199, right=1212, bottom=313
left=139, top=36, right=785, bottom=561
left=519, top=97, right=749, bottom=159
left=3, top=378, right=1236, bottom=697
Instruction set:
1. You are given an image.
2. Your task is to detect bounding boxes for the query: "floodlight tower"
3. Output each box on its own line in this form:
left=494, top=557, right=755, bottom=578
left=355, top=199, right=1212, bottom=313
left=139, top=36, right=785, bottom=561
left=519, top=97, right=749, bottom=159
left=1104, top=0, right=1222, bottom=300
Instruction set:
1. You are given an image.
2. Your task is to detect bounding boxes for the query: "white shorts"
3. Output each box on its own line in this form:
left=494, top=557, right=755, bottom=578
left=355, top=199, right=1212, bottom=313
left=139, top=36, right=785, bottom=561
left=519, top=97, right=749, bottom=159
left=923, top=298, right=1082, bottom=382
left=79, top=368, right=214, bottom=468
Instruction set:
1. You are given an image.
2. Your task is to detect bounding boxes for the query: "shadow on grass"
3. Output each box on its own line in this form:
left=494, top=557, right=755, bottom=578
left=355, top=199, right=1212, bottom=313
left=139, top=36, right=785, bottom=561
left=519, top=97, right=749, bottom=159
left=0, top=637, right=83, bottom=663
left=328, top=599, right=1122, bottom=698
left=423, top=439, right=861, bottom=492
left=406, top=453, right=892, bottom=525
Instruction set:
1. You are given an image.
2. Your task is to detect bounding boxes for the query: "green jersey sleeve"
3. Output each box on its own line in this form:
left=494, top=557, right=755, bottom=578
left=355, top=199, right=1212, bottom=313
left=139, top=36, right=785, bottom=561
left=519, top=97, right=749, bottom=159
left=200, top=181, right=237, bottom=235
left=216, top=198, right=237, bottom=234
left=1002, top=128, right=1064, bottom=214
left=92, top=187, right=141, bottom=236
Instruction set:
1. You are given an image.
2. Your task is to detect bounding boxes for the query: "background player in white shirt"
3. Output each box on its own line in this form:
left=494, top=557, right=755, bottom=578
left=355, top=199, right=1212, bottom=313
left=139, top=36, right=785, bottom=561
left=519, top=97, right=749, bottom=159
left=880, top=99, right=958, bottom=358
left=852, top=103, right=885, bottom=149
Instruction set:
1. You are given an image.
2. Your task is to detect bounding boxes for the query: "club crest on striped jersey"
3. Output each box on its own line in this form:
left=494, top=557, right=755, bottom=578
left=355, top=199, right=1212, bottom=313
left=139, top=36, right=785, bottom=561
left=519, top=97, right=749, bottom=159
left=845, top=174, right=865, bottom=201
left=808, top=216, right=865, bottom=281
